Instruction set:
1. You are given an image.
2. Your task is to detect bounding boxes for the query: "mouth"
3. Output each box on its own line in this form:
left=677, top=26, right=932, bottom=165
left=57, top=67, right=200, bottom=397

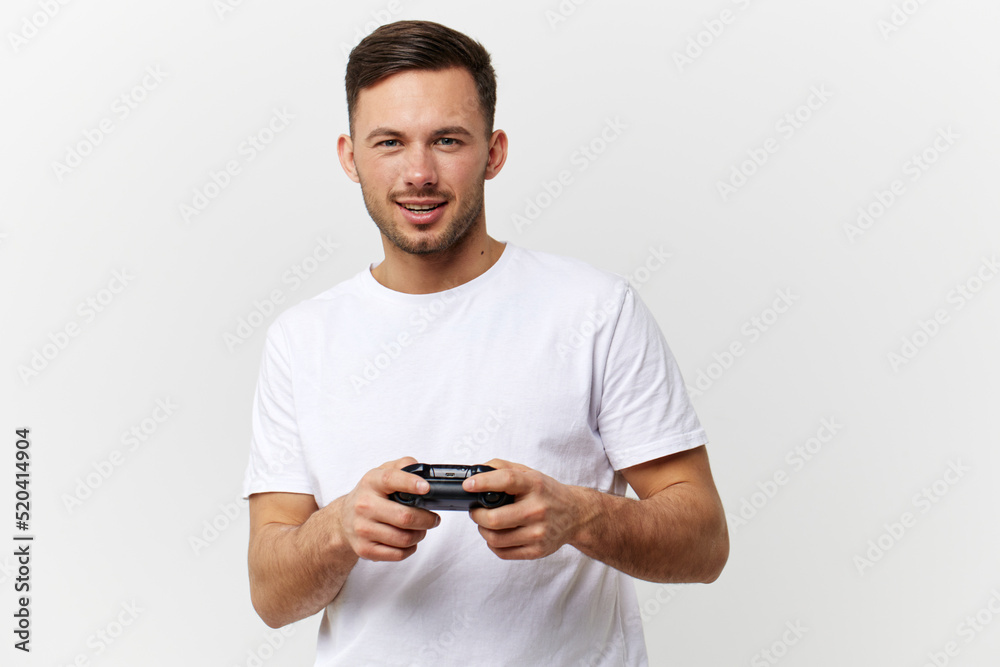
left=396, top=200, right=448, bottom=226
left=398, top=201, right=446, bottom=212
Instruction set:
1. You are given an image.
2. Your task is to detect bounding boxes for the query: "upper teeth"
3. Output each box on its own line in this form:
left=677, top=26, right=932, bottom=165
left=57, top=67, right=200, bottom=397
left=403, top=203, right=439, bottom=211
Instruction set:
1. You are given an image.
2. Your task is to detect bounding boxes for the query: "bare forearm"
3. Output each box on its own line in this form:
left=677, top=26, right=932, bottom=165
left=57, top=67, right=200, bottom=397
left=249, top=501, right=359, bottom=628
left=570, top=483, right=729, bottom=583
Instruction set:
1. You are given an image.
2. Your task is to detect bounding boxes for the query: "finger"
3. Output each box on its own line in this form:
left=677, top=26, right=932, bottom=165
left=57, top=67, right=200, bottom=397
left=358, top=519, right=430, bottom=550
left=468, top=505, right=520, bottom=530
left=487, top=544, right=545, bottom=561
left=477, top=524, right=546, bottom=554
left=355, top=541, right=419, bottom=562
left=477, top=524, right=520, bottom=548
left=482, top=458, right=531, bottom=473
left=368, top=466, right=430, bottom=495
left=476, top=521, right=551, bottom=561
left=353, top=503, right=439, bottom=546
left=364, top=524, right=428, bottom=550
left=373, top=457, right=420, bottom=478
left=463, top=467, right=532, bottom=495
left=354, top=488, right=439, bottom=527
left=381, top=502, right=440, bottom=531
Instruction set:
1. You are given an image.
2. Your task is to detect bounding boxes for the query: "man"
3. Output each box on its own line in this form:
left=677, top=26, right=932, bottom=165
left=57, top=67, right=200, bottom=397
left=244, top=19, right=728, bottom=666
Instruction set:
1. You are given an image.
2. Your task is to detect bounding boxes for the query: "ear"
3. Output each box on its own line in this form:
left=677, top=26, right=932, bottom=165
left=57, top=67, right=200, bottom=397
left=337, top=133, right=360, bottom=183
left=484, top=129, right=509, bottom=181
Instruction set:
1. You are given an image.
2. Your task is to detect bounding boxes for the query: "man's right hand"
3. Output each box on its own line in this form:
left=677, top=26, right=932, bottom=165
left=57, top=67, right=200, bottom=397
left=249, top=456, right=442, bottom=627
left=335, top=456, right=441, bottom=562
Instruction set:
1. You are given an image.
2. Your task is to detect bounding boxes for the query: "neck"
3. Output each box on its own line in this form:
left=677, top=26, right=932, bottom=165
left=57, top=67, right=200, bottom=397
left=371, top=228, right=506, bottom=295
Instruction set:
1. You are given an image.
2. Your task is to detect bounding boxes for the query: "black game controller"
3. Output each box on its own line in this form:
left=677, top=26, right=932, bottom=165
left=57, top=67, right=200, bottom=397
left=389, top=463, right=514, bottom=511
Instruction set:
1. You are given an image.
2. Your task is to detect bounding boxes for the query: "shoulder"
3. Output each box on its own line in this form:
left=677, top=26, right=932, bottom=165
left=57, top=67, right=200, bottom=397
left=265, top=269, right=368, bottom=342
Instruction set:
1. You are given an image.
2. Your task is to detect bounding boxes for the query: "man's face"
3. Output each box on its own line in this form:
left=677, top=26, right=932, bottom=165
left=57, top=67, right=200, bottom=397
left=341, top=67, right=501, bottom=255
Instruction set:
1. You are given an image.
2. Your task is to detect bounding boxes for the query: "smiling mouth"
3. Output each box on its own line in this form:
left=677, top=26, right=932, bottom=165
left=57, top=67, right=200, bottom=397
left=399, top=202, right=446, bottom=212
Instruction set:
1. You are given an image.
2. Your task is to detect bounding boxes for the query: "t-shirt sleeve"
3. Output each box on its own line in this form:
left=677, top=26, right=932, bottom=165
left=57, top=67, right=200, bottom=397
left=242, top=320, right=315, bottom=499
left=597, top=282, right=708, bottom=471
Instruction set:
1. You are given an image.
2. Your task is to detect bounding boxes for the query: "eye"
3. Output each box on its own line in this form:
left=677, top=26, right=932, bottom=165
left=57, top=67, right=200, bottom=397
left=437, top=137, right=460, bottom=146
left=378, top=139, right=400, bottom=148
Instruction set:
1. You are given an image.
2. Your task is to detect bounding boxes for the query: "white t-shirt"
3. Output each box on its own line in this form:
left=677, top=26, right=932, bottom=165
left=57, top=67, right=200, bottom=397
left=243, top=242, right=707, bottom=667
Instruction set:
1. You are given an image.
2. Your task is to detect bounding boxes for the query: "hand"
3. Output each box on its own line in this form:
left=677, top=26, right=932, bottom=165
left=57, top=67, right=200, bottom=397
left=335, top=456, right=440, bottom=562
left=464, top=459, right=589, bottom=560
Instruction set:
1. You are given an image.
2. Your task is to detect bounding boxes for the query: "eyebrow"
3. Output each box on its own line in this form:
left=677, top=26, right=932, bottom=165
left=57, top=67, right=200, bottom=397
left=365, top=125, right=475, bottom=142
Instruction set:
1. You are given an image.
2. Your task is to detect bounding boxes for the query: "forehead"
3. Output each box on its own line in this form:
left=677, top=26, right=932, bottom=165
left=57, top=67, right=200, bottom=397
left=354, top=67, right=484, bottom=136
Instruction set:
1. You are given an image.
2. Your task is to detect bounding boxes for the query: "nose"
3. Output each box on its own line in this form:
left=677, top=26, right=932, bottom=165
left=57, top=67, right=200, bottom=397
left=403, top=145, right=438, bottom=189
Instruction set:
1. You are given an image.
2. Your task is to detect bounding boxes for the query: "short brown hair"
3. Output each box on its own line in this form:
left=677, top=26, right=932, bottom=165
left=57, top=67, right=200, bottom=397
left=345, top=20, right=497, bottom=138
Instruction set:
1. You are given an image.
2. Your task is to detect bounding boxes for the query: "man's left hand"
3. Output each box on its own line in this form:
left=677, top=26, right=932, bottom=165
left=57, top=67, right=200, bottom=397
left=464, top=459, right=590, bottom=560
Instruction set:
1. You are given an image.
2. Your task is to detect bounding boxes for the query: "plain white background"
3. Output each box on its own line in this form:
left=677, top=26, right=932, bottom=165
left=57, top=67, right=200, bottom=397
left=2, top=0, right=999, bottom=665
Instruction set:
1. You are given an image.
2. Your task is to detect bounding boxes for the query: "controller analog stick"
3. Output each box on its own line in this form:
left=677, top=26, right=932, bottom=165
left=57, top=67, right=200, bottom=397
left=480, top=492, right=502, bottom=507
